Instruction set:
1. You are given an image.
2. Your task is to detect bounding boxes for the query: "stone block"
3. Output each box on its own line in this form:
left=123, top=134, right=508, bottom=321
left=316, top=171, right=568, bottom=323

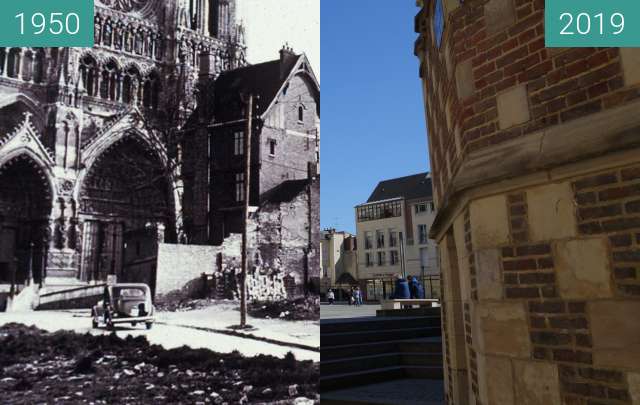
left=456, top=59, right=474, bottom=100
left=513, top=360, right=562, bottom=405
left=474, top=302, right=531, bottom=357
left=477, top=354, right=515, bottom=405
left=497, top=84, right=530, bottom=129
left=554, top=237, right=612, bottom=299
left=628, top=373, right=640, bottom=403
left=485, top=0, right=516, bottom=35
left=449, top=369, right=470, bottom=405
left=470, top=195, right=510, bottom=250
left=620, top=48, right=640, bottom=86
left=527, top=182, right=577, bottom=241
left=474, top=249, right=503, bottom=300
left=590, top=300, right=640, bottom=369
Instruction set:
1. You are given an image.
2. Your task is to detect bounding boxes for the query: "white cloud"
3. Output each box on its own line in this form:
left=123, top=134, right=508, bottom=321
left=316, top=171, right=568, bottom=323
left=237, top=0, right=320, bottom=80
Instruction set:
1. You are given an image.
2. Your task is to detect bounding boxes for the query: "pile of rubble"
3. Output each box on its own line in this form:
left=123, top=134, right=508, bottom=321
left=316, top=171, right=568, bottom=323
left=0, top=323, right=318, bottom=404
left=248, top=296, right=320, bottom=321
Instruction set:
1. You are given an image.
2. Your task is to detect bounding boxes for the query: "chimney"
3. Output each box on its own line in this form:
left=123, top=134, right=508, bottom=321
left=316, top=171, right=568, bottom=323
left=199, top=52, right=217, bottom=80
left=279, top=43, right=297, bottom=79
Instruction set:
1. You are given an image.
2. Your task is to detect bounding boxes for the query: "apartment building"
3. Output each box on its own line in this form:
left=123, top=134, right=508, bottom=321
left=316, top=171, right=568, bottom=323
left=355, top=172, right=438, bottom=300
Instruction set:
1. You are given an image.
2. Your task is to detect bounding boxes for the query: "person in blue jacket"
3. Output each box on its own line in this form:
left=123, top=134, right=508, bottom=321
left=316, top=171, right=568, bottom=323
left=408, top=276, right=426, bottom=299
left=391, top=274, right=410, bottom=299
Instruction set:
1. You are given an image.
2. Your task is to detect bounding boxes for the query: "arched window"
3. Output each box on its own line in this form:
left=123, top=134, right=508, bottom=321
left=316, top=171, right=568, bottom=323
left=7, top=48, right=21, bottom=78
left=103, top=21, right=113, bottom=47
left=298, top=106, right=304, bottom=122
left=33, top=49, right=45, bottom=84
left=79, top=55, right=98, bottom=96
left=122, top=66, right=140, bottom=104
left=100, top=60, right=119, bottom=101
left=22, top=50, right=34, bottom=81
left=142, top=71, right=161, bottom=109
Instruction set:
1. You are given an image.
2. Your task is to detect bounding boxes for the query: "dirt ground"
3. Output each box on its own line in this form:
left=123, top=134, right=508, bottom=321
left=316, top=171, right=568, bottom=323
left=0, top=323, right=318, bottom=404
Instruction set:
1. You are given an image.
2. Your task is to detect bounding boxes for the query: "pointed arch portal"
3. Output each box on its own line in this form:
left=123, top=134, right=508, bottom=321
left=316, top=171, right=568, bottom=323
left=0, top=155, right=53, bottom=286
left=78, top=135, right=175, bottom=286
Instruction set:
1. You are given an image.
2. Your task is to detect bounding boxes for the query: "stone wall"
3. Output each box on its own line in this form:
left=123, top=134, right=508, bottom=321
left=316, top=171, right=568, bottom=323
left=438, top=165, right=640, bottom=404
left=415, top=0, right=640, bottom=403
left=155, top=243, right=220, bottom=297
left=414, top=0, right=640, bottom=205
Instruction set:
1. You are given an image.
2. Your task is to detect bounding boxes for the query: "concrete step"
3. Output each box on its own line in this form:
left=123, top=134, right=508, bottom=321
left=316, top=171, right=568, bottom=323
left=376, top=307, right=441, bottom=317
left=320, top=366, right=443, bottom=392
left=321, top=316, right=441, bottom=334
left=322, top=337, right=442, bottom=361
left=322, top=352, right=443, bottom=376
left=321, top=326, right=440, bottom=346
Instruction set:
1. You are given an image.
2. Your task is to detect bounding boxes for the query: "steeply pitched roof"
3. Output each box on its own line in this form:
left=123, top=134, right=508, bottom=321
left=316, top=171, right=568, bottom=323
left=367, top=172, right=433, bottom=203
left=214, top=56, right=300, bottom=118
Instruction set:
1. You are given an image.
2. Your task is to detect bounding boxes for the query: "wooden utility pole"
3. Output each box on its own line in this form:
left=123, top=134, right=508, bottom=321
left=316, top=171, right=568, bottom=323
left=240, top=94, right=253, bottom=328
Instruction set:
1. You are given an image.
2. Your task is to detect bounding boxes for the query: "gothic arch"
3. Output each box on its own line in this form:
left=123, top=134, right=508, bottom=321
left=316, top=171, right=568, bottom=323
left=0, top=152, right=56, bottom=285
left=0, top=148, right=55, bottom=200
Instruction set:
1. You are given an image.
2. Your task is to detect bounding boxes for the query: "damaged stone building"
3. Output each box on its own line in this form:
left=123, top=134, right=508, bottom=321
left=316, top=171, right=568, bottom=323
left=0, top=0, right=319, bottom=310
left=182, top=46, right=321, bottom=298
left=416, top=0, right=640, bottom=403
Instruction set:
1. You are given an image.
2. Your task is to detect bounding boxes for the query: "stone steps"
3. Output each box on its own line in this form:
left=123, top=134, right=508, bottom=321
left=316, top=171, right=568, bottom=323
left=321, top=316, right=441, bottom=334
left=320, top=366, right=443, bottom=392
left=321, top=314, right=444, bottom=394
left=322, top=326, right=440, bottom=346
left=376, top=307, right=441, bottom=317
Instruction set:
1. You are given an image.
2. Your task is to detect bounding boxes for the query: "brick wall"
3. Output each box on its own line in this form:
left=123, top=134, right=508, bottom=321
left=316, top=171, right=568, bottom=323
left=415, top=0, right=640, bottom=204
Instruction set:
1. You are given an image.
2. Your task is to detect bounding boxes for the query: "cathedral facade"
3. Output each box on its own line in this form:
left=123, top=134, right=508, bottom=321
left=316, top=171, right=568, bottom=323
left=0, top=0, right=246, bottom=296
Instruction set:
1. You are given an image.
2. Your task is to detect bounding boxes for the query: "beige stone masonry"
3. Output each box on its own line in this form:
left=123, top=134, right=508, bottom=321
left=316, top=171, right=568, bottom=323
left=477, top=354, right=515, bottom=405
left=620, top=48, right=640, bottom=86
left=497, top=84, right=530, bottom=130
left=452, top=213, right=472, bottom=301
left=474, top=249, right=503, bottom=300
left=629, top=373, right=640, bottom=403
left=590, top=300, right=640, bottom=369
left=513, top=360, right=562, bottom=405
left=469, top=195, right=510, bottom=250
left=554, top=237, right=613, bottom=300
left=484, top=0, right=516, bottom=36
left=455, top=59, right=474, bottom=100
left=474, top=302, right=531, bottom=357
left=527, top=182, right=577, bottom=241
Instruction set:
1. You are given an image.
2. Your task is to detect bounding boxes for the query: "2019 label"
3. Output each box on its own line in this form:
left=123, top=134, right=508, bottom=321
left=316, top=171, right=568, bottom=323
left=546, top=0, right=640, bottom=47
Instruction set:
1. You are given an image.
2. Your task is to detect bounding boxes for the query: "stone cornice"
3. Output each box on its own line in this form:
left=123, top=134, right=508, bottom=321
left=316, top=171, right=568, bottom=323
left=429, top=98, right=640, bottom=241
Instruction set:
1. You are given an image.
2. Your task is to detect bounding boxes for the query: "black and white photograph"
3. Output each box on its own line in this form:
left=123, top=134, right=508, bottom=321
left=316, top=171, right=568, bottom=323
left=0, top=0, right=320, bottom=403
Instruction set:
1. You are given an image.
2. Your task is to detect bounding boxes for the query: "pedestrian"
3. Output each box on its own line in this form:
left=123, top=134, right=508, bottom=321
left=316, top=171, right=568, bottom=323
left=327, top=289, right=335, bottom=305
left=355, top=286, right=363, bottom=306
left=409, top=276, right=426, bottom=299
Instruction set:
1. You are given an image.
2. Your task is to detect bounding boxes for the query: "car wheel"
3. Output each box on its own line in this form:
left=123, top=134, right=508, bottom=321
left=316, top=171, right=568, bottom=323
left=145, top=322, right=153, bottom=330
left=91, top=310, right=98, bottom=329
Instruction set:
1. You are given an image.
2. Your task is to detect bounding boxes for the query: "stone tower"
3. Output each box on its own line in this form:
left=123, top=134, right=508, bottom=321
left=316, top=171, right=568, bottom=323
left=415, top=0, right=640, bottom=403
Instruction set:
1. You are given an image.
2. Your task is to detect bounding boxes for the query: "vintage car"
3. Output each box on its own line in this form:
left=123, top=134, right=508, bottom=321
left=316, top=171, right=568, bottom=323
left=91, top=283, right=155, bottom=330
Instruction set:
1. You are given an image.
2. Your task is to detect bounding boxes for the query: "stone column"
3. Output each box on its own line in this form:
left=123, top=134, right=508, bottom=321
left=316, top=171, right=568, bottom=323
left=2, top=48, right=8, bottom=77
left=79, top=220, right=97, bottom=282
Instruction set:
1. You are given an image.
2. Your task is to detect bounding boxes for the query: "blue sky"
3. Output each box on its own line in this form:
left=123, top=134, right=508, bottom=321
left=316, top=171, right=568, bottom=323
left=321, top=1, right=431, bottom=233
